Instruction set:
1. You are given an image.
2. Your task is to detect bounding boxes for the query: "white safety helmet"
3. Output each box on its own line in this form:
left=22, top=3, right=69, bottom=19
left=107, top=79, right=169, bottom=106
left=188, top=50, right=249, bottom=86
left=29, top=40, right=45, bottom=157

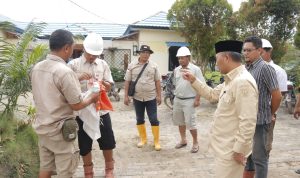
left=261, top=39, right=273, bottom=48
left=176, top=46, right=191, bottom=57
left=83, top=33, right=104, bottom=55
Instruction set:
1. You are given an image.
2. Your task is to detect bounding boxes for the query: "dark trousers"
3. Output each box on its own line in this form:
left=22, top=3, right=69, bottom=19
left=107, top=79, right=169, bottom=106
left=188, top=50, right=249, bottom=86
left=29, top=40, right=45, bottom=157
left=133, top=98, right=159, bottom=126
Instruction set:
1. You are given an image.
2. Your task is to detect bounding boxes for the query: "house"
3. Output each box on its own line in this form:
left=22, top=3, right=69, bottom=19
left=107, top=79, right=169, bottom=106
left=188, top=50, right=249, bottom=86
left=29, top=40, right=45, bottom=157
left=0, top=11, right=188, bottom=74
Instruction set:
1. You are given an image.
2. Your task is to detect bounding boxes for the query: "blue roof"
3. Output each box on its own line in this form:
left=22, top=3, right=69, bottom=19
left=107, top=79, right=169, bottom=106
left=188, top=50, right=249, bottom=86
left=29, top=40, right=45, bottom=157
left=1, top=12, right=173, bottom=39
left=132, top=11, right=170, bottom=28
left=124, top=11, right=171, bottom=35
left=0, top=15, right=128, bottom=39
left=13, top=22, right=128, bottom=39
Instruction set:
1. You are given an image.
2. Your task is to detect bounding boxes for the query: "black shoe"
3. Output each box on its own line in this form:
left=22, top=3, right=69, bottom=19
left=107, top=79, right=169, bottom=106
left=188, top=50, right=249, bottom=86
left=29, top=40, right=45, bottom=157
left=295, top=169, right=300, bottom=174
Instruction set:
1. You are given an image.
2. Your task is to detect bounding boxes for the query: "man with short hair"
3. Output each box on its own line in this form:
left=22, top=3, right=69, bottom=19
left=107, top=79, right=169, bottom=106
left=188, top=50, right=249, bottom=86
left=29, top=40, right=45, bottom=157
left=68, top=33, right=116, bottom=178
left=261, top=38, right=288, bottom=157
left=182, top=40, right=258, bottom=178
left=124, top=45, right=162, bottom=151
left=31, top=29, right=99, bottom=178
left=173, top=46, right=205, bottom=153
left=243, top=36, right=282, bottom=178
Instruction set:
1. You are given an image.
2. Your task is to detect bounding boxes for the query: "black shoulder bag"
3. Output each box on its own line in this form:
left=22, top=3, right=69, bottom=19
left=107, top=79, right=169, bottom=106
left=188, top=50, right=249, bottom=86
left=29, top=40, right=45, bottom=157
left=128, top=63, right=148, bottom=96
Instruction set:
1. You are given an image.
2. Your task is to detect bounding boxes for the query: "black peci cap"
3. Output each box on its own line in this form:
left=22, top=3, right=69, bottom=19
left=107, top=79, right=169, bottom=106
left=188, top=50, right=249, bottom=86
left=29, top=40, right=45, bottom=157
left=215, top=40, right=243, bottom=54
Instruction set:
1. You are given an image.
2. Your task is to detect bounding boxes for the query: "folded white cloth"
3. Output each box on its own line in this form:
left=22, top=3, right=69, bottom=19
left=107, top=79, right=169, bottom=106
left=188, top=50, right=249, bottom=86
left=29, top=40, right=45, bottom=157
left=78, top=85, right=101, bottom=141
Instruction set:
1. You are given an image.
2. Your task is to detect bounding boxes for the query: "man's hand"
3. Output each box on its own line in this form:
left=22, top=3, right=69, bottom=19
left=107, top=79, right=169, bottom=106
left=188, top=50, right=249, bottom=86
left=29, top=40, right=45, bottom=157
left=90, top=92, right=99, bottom=103
left=78, top=72, right=92, bottom=81
left=194, top=100, right=200, bottom=107
left=233, top=152, right=246, bottom=165
left=181, top=69, right=196, bottom=83
left=156, top=96, right=162, bottom=105
left=294, top=107, right=300, bottom=119
left=124, top=96, right=130, bottom=106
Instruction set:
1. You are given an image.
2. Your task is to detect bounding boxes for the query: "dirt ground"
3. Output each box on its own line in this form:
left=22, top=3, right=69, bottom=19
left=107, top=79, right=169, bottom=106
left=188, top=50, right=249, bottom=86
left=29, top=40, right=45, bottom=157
left=73, top=90, right=300, bottom=178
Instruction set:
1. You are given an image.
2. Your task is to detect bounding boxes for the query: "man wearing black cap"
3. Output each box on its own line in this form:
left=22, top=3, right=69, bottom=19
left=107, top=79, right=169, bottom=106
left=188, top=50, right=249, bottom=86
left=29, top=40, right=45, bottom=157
left=124, top=45, right=162, bottom=151
left=182, top=40, right=258, bottom=178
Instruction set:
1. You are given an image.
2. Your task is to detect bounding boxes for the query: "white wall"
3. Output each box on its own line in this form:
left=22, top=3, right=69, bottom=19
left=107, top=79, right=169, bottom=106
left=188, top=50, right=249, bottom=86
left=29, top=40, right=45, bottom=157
left=138, top=29, right=186, bottom=75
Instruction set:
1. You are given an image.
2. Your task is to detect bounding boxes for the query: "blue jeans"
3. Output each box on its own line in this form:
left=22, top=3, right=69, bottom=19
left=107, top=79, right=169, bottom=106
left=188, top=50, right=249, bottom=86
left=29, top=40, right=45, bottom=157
left=133, top=98, right=159, bottom=126
left=245, top=124, right=270, bottom=178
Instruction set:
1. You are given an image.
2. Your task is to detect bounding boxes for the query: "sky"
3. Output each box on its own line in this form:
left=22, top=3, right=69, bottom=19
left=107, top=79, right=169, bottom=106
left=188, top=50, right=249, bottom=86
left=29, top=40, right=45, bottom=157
left=0, top=0, right=244, bottom=24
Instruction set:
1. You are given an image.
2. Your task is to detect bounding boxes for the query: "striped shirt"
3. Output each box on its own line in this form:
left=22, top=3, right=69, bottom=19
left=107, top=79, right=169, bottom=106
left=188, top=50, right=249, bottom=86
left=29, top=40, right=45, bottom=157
left=246, top=58, right=279, bottom=125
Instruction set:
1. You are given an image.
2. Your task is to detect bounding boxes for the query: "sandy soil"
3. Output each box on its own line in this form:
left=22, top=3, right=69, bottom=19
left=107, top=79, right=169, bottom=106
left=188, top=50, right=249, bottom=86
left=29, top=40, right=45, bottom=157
left=73, top=90, right=300, bottom=178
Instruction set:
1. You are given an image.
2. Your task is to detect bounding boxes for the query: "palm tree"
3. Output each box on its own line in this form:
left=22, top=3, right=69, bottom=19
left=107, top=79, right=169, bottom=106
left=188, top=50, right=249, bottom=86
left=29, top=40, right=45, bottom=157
left=0, top=21, right=48, bottom=115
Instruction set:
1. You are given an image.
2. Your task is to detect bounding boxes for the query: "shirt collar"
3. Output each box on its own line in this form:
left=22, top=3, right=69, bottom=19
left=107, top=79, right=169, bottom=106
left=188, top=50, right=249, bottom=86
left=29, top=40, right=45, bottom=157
left=81, top=55, right=99, bottom=65
left=47, top=54, right=67, bottom=64
left=179, top=63, right=192, bottom=69
left=246, top=58, right=263, bottom=70
left=224, top=65, right=245, bottom=82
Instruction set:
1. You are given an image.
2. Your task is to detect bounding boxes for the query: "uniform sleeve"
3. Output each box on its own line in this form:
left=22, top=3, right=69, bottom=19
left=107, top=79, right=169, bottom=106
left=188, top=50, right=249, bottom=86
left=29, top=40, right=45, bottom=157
left=232, top=80, right=258, bottom=154
left=102, top=60, right=114, bottom=83
left=191, top=79, right=223, bottom=103
left=154, top=66, right=161, bottom=81
left=60, top=70, right=83, bottom=104
left=124, top=65, right=132, bottom=82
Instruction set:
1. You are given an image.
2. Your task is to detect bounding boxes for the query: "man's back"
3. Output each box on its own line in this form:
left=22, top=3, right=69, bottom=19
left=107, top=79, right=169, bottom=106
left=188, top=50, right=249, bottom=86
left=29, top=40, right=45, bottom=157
left=31, top=54, right=82, bottom=135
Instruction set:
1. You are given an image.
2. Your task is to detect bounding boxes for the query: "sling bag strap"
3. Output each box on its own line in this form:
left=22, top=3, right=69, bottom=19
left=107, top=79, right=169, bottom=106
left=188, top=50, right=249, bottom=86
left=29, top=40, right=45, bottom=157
left=132, top=63, right=148, bottom=85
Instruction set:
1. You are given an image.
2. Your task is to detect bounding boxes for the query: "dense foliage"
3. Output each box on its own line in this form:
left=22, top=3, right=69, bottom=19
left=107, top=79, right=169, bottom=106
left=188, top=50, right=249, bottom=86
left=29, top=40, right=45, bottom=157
left=168, top=0, right=232, bottom=72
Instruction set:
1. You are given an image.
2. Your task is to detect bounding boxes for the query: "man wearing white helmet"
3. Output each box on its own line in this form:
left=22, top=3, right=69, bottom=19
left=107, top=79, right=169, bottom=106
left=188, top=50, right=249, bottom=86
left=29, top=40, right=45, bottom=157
left=261, top=39, right=288, bottom=158
left=68, top=33, right=116, bottom=178
left=172, top=46, right=205, bottom=153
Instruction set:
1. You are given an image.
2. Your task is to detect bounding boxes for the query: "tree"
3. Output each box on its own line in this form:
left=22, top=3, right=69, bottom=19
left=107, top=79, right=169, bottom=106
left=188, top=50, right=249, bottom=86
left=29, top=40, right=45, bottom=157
left=0, top=22, right=48, bottom=115
left=294, top=19, right=300, bottom=49
left=167, top=0, right=232, bottom=72
left=234, top=0, right=300, bottom=62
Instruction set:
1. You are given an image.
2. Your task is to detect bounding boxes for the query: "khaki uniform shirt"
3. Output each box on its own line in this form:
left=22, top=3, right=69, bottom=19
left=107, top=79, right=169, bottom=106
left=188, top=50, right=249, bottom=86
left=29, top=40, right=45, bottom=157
left=191, top=65, right=258, bottom=159
left=174, top=63, right=205, bottom=98
left=67, top=56, right=114, bottom=92
left=67, top=56, right=114, bottom=115
left=31, top=54, right=82, bottom=136
left=125, top=59, right=160, bottom=101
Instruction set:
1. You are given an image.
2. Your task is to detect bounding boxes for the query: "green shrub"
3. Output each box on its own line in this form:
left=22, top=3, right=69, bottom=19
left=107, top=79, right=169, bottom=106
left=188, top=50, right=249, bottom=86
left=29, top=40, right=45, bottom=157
left=0, top=115, right=39, bottom=178
left=204, top=71, right=223, bottom=84
left=110, top=67, right=125, bottom=82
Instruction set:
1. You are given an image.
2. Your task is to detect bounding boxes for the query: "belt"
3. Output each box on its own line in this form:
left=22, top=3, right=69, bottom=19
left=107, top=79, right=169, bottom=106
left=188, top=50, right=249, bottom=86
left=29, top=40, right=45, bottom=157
left=176, top=96, right=195, bottom=100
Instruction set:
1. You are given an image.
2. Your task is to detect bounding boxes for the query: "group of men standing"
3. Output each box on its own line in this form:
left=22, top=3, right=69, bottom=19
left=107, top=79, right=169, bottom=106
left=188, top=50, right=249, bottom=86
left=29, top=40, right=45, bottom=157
left=30, top=28, right=292, bottom=178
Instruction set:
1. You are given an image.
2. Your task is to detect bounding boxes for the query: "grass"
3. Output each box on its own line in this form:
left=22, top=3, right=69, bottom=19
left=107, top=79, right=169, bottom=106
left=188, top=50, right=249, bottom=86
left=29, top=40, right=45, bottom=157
left=0, top=114, right=39, bottom=178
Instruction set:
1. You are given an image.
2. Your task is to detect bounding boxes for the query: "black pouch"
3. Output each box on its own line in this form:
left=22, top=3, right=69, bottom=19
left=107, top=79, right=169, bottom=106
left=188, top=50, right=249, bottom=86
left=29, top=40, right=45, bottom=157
left=62, top=118, right=78, bottom=142
left=128, top=81, right=136, bottom=97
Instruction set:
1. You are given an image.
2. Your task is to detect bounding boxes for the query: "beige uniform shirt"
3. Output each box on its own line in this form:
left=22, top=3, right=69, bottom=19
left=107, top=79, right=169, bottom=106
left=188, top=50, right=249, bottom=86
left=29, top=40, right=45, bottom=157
left=67, top=56, right=114, bottom=115
left=67, top=56, right=114, bottom=92
left=174, top=63, right=205, bottom=98
left=192, top=65, right=258, bottom=159
left=125, top=59, right=160, bottom=101
left=31, top=54, right=82, bottom=136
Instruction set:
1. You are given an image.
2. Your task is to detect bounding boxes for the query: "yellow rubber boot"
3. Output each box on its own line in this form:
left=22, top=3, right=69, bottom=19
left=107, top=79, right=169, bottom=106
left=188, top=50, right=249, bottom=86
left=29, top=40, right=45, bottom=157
left=137, top=124, right=147, bottom=147
left=151, top=126, right=161, bottom=151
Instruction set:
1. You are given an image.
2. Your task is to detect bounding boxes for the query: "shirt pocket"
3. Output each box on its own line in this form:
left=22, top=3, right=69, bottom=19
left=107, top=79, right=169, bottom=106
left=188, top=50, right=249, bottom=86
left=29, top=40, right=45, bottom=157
left=218, top=92, right=234, bottom=112
left=93, top=71, right=104, bottom=81
left=146, top=68, right=155, bottom=79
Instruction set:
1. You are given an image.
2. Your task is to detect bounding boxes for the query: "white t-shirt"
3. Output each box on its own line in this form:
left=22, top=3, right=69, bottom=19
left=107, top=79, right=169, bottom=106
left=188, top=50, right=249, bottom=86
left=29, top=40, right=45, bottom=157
left=267, top=60, right=287, bottom=92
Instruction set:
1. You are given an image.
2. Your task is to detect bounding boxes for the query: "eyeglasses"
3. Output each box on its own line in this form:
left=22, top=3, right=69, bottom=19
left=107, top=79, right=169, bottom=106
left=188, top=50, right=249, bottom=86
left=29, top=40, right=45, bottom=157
left=242, top=48, right=258, bottom=53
